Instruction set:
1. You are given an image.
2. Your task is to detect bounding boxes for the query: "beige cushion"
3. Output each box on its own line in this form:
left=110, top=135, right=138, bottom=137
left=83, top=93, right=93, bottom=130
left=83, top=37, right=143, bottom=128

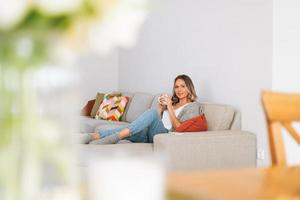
left=124, top=92, right=155, bottom=122
left=90, top=93, right=104, bottom=118
left=200, top=103, right=235, bottom=130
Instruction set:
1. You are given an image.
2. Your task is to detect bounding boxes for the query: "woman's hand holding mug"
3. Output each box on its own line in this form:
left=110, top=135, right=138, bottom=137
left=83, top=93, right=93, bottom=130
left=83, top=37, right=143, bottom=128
left=158, top=94, right=167, bottom=106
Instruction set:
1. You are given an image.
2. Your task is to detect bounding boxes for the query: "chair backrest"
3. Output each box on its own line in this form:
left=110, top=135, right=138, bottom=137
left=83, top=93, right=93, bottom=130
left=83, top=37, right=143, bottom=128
left=262, top=91, right=300, bottom=166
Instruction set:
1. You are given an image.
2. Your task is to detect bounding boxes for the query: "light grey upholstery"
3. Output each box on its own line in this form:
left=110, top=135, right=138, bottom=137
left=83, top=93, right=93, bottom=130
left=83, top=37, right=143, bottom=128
left=80, top=116, right=129, bottom=133
left=94, top=123, right=129, bottom=133
left=79, top=91, right=257, bottom=171
left=124, top=92, right=154, bottom=122
left=229, top=111, right=242, bottom=130
left=150, top=94, right=161, bottom=109
left=200, top=103, right=235, bottom=130
left=153, top=131, right=256, bottom=171
left=119, top=92, right=134, bottom=122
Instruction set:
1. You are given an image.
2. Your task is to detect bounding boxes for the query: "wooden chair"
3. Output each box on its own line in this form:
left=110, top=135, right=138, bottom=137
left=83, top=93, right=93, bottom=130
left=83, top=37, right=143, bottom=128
left=262, top=91, right=300, bottom=166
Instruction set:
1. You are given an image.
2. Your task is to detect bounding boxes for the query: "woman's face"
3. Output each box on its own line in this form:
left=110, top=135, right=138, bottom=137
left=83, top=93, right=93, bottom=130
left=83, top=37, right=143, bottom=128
left=174, top=79, right=189, bottom=100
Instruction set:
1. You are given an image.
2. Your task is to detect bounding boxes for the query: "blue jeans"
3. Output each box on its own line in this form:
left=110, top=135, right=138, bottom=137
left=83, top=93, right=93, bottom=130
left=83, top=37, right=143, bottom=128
left=98, top=108, right=169, bottom=143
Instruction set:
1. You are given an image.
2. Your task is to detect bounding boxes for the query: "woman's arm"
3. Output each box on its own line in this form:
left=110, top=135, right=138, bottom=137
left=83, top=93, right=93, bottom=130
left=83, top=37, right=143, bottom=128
left=157, top=95, right=167, bottom=116
left=157, top=102, right=164, bottom=116
left=164, top=97, right=182, bottom=129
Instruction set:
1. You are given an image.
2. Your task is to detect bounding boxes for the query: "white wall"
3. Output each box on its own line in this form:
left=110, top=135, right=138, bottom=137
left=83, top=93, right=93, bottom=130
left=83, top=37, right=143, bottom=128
left=118, top=0, right=273, bottom=166
left=273, top=0, right=300, bottom=165
left=77, top=51, right=119, bottom=106
left=77, top=0, right=300, bottom=166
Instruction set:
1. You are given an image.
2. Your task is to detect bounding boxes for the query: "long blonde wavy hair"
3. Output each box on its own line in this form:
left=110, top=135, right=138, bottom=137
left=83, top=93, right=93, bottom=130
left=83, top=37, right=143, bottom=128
left=171, top=74, right=197, bottom=105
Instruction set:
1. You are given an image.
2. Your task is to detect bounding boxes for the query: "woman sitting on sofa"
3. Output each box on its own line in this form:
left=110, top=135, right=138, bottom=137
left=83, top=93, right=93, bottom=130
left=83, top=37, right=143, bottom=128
left=80, top=74, right=200, bottom=144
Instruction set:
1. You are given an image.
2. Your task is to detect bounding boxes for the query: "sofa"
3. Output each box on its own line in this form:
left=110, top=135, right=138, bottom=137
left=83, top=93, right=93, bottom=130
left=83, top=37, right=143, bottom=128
left=79, top=92, right=257, bottom=171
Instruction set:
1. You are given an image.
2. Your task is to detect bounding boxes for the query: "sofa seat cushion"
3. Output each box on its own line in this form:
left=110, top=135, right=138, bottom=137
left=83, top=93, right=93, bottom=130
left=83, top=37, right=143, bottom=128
left=200, top=103, right=235, bottom=131
left=95, top=125, right=148, bottom=143
left=94, top=123, right=130, bottom=134
left=80, top=116, right=129, bottom=133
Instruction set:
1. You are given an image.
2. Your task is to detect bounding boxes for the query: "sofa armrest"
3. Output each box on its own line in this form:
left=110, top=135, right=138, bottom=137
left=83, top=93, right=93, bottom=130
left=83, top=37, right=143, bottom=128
left=153, top=130, right=257, bottom=171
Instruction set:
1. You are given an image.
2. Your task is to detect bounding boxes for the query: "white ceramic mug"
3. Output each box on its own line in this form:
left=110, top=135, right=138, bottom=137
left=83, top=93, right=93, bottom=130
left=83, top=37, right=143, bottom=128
left=158, top=94, right=168, bottom=105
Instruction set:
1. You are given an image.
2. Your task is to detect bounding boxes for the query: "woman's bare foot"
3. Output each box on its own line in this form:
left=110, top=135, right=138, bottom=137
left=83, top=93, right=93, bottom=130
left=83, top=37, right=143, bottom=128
left=89, top=128, right=129, bottom=143
left=119, top=128, right=130, bottom=139
left=89, top=133, right=121, bottom=145
left=90, top=132, right=100, bottom=140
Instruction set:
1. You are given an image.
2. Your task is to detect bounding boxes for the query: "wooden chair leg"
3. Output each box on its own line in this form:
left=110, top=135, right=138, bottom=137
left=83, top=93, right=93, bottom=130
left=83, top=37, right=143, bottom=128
left=268, top=122, right=286, bottom=166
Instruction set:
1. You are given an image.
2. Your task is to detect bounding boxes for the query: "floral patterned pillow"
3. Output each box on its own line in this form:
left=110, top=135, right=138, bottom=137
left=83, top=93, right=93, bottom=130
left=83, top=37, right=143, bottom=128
left=95, top=94, right=129, bottom=121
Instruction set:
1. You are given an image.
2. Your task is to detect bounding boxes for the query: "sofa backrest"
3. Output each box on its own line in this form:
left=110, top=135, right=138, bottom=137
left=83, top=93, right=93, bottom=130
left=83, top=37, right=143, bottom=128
left=119, top=92, right=241, bottom=130
left=119, top=92, right=134, bottom=122
left=122, top=92, right=155, bottom=123
left=150, top=94, right=161, bottom=109
left=199, top=103, right=241, bottom=131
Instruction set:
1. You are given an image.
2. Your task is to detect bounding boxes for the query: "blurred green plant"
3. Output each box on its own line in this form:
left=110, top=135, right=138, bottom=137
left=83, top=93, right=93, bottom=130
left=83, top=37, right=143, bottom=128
left=0, top=1, right=148, bottom=199
left=0, top=0, right=148, bottom=68
left=0, top=1, right=90, bottom=69
left=0, top=0, right=148, bottom=141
